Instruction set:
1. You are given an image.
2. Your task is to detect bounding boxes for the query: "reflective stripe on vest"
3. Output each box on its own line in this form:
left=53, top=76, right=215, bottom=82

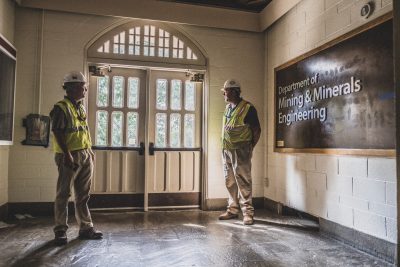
left=222, top=100, right=253, bottom=149
left=53, top=98, right=92, bottom=153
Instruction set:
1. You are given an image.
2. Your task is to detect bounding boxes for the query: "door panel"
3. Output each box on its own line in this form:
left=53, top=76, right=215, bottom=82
left=181, top=151, right=200, bottom=191
left=89, top=67, right=146, bottom=196
left=89, top=66, right=202, bottom=209
left=147, top=70, right=202, bottom=201
left=125, top=151, right=145, bottom=192
left=92, top=150, right=145, bottom=193
left=147, top=151, right=201, bottom=193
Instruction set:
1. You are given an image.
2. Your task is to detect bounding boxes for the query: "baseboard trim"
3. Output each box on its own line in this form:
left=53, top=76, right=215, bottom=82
left=7, top=192, right=202, bottom=216
left=262, top=197, right=395, bottom=264
left=320, top=218, right=396, bottom=264
left=263, top=197, right=280, bottom=213
left=149, top=192, right=200, bottom=207
left=0, top=203, right=8, bottom=221
left=91, top=193, right=200, bottom=209
left=204, top=198, right=227, bottom=210
left=262, top=197, right=319, bottom=222
left=89, top=194, right=144, bottom=209
left=8, top=202, right=74, bottom=217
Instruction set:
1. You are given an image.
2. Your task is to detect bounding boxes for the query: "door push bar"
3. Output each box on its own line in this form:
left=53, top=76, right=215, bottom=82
left=92, top=144, right=144, bottom=152
left=149, top=142, right=201, bottom=156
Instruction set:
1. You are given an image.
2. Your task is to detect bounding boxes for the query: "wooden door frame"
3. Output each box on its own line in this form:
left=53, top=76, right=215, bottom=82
left=84, top=62, right=208, bottom=211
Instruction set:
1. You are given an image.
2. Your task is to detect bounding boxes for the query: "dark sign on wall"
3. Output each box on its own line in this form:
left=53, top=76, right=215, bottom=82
left=274, top=15, right=394, bottom=156
left=0, top=35, right=16, bottom=145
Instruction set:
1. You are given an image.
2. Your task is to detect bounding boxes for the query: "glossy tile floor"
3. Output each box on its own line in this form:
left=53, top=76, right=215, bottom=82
left=0, top=210, right=393, bottom=267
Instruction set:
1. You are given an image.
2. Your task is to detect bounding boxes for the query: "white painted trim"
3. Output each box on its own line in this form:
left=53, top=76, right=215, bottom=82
left=0, top=32, right=16, bottom=52
left=0, top=141, right=13, bottom=145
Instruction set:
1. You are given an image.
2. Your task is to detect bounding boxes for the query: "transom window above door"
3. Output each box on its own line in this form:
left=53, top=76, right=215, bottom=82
left=89, top=22, right=205, bottom=67
left=87, top=22, right=205, bottom=150
left=96, top=26, right=198, bottom=60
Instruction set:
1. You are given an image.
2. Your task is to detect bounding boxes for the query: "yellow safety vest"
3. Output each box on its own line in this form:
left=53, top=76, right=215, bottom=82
left=53, top=98, right=92, bottom=153
left=222, top=100, right=253, bottom=149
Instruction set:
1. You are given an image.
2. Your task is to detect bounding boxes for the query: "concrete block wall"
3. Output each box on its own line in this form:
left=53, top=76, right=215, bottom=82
left=182, top=25, right=265, bottom=199
left=9, top=8, right=120, bottom=202
left=9, top=8, right=265, bottom=203
left=0, top=0, right=15, bottom=43
left=265, top=0, right=396, bottom=242
left=0, top=0, right=15, bottom=207
left=0, top=147, right=9, bottom=206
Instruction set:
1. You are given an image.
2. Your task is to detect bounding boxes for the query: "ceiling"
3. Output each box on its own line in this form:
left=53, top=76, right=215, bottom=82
left=19, top=0, right=300, bottom=32
left=158, top=0, right=272, bottom=13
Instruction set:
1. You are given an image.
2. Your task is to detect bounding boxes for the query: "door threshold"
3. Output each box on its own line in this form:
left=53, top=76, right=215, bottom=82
left=148, top=205, right=200, bottom=210
left=90, top=207, right=144, bottom=212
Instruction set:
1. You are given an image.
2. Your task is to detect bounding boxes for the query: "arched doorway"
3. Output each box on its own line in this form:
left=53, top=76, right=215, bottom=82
left=85, top=20, right=207, bottom=211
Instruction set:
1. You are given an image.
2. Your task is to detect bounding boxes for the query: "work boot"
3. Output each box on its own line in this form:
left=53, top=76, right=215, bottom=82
left=218, top=211, right=238, bottom=220
left=54, top=230, right=67, bottom=245
left=243, top=215, right=254, bottom=225
left=78, top=227, right=103, bottom=240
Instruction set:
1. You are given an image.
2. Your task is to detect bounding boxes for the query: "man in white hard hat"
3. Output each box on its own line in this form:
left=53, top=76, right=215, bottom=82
left=50, top=71, right=102, bottom=245
left=219, top=79, right=261, bottom=225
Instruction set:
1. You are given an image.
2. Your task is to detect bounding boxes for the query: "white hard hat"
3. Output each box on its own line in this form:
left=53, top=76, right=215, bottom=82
left=221, top=79, right=241, bottom=91
left=63, top=71, right=87, bottom=85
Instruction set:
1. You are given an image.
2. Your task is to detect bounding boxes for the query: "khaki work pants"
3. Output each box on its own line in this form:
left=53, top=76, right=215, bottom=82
left=54, top=149, right=94, bottom=232
left=222, top=145, right=254, bottom=216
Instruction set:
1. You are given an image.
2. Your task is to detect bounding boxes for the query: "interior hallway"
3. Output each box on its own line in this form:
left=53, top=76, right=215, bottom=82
left=0, top=210, right=392, bottom=267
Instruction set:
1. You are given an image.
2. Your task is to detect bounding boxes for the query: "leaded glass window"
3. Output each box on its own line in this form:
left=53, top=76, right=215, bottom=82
left=112, top=76, right=125, bottom=108
left=153, top=78, right=198, bottom=148
left=128, top=27, right=141, bottom=56
left=127, top=112, right=138, bottom=146
left=184, top=114, right=195, bottom=148
left=158, top=29, right=170, bottom=57
left=143, top=25, right=155, bottom=56
left=97, top=76, right=109, bottom=107
left=128, top=77, right=139, bottom=109
left=113, top=31, right=125, bottom=54
left=94, top=24, right=202, bottom=64
left=97, top=40, right=110, bottom=53
left=94, top=75, right=142, bottom=147
left=96, top=110, right=108, bottom=146
left=156, top=79, right=168, bottom=110
left=173, top=36, right=184, bottom=59
left=170, top=113, right=181, bottom=147
left=170, top=79, right=181, bottom=110
left=111, top=111, right=124, bottom=146
left=186, top=47, right=197, bottom=60
left=184, top=81, right=195, bottom=111
left=155, top=113, right=167, bottom=147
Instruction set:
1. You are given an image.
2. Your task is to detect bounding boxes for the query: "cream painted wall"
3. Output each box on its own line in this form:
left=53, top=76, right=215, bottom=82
left=0, top=147, right=9, bottom=206
left=265, top=0, right=396, bottom=242
left=10, top=8, right=118, bottom=202
left=0, top=0, right=15, bottom=206
left=0, top=0, right=15, bottom=42
left=9, top=8, right=264, bottom=202
left=181, top=25, right=265, bottom=199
